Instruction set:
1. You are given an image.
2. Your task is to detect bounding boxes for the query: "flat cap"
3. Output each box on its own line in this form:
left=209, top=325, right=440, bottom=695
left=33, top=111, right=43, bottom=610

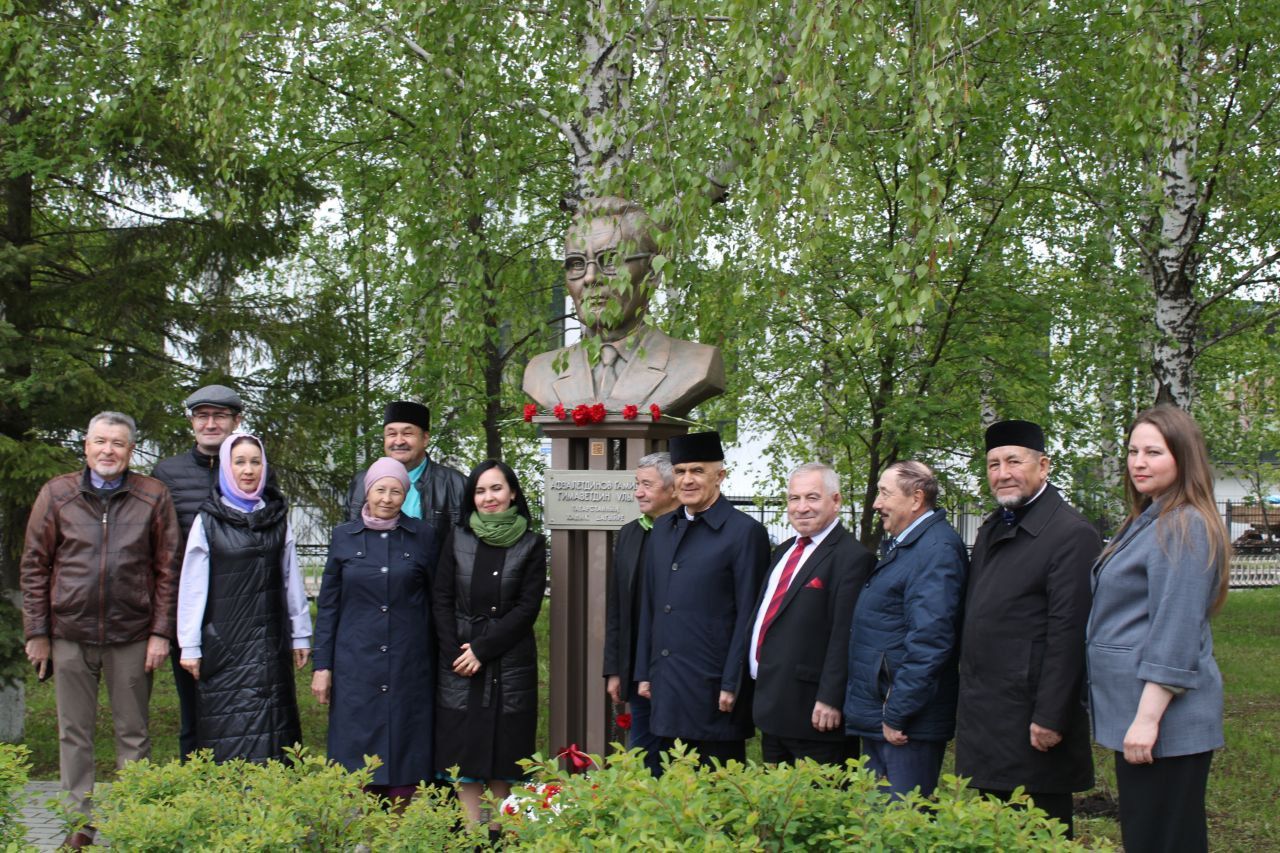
left=185, top=384, right=244, bottom=413
left=669, top=431, right=724, bottom=465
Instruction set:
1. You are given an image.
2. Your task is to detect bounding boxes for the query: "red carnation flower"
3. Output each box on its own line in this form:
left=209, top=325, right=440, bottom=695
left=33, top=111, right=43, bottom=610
left=621, top=404, right=638, bottom=420
left=523, top=404, right=537, bottom=422
left=649, top=403, right=662, bottom=422
left=615, top=712, right=632, bottom=730
left=553, top=403, right=568, bottom=421
left=572, top=404, right=591, bottom=425
left=589, top=402, right=607, bottom=423
left=502, top=802, right=517, bottom=815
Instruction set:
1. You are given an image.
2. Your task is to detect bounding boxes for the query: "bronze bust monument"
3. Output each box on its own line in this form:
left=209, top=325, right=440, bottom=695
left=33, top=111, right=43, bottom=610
left=522, top=197, right=725, bottom=417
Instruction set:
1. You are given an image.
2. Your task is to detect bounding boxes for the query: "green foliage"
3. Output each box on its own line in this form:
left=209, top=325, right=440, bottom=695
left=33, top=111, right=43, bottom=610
left=498, top=746, right=1099, bottom=851
left=95, top=748, right=392, bottom=851
left=0, top=599, right=28, bottom=691
left=0, top=743, right=30, bottom=849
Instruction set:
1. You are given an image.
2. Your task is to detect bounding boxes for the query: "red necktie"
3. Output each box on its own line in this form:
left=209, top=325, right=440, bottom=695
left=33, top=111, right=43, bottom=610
left=756, top=536, right=811, bottom=660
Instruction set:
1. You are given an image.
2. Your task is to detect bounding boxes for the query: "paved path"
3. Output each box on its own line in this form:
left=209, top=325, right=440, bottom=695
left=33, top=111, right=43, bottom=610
left=18, top=782, right=66, bottom=852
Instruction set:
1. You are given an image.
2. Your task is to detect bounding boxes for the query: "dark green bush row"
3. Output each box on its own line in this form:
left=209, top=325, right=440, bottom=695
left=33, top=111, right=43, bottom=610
left=93, top=743, right=1107, bottom=851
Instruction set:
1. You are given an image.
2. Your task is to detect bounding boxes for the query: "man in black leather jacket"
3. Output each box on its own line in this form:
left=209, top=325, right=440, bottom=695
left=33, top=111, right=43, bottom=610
left=343, top=401, right=466, bottom=534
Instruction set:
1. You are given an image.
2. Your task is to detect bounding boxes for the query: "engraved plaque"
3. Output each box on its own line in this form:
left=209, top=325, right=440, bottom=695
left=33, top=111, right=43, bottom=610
left=542, top=470, right=640, bottom=530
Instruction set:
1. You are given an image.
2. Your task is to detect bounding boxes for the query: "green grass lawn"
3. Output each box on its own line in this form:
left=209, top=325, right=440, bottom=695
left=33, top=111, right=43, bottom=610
left=20, top=589, right=1279, bottom=849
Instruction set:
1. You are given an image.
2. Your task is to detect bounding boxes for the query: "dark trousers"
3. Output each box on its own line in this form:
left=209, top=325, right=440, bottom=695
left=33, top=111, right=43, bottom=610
left=861, top=737, right=946, bottom=799
left=976, top=787, right=1075, bottom=840
left=170, top=648, right=199, bottom=758
left=1114, top=750, right=1212, bottom=853
left=655, top=737, right=745, bottom=774
left=761, top=731, right=851, bottom=766
left=626, top=685, right=663, bottom=777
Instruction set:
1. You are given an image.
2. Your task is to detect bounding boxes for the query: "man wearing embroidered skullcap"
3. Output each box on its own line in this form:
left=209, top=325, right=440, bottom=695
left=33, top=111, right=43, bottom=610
left=343, top=401, right=466, bottom=532
left=955, top=419, right=1101, bottom=838
left=634, top=432, right=770, bottom=769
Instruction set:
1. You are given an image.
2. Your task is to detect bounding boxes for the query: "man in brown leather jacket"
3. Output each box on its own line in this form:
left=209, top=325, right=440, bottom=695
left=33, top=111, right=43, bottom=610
left=20, top=411, right=179, bottom=850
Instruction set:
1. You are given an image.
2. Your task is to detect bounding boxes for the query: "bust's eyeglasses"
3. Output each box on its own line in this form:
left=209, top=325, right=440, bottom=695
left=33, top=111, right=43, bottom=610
left=564, top=250, right=653, bottom=280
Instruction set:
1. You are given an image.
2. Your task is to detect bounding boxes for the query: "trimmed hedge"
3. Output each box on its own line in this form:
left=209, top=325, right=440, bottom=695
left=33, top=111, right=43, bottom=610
left=92, top=743, right=1109, bottom=850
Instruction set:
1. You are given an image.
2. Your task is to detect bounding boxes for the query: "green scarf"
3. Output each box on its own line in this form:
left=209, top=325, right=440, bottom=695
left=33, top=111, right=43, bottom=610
left=637, top=514, right=654, bottom=532
left=470, top=506, right=528, bottom=547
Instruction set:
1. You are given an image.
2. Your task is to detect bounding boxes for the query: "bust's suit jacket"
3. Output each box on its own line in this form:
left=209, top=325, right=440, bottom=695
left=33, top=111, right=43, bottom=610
left=603, top=517, right=648, bottom=700
left=522, top=328, right=725, bottom=417
left=752, top=522, right=874, bottom=741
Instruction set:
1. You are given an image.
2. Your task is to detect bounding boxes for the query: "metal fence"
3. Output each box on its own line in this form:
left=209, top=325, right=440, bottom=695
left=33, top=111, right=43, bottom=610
left=287, top=495, right=1280, bottom=595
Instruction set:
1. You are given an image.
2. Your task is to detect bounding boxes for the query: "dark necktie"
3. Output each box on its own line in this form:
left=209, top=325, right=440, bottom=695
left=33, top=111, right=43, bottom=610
left=755, top=536, right=812, bottom=661
left=1001, top=508, right=1018, bottom=525
left=880, top=536, right=896, bottom=558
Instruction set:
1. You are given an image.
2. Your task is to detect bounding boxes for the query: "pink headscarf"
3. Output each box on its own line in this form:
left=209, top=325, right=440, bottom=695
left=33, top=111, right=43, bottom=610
left=218, top=433, right=266, bottom=512
left=362, top=457, right=410, bottom=530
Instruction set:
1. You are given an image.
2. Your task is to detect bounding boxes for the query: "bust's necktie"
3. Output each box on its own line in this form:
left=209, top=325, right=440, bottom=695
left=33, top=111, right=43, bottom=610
left=594, top=344, right=620, bottom=397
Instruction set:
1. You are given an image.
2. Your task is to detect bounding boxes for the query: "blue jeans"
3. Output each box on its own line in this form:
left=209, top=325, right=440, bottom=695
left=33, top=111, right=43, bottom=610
left=627, top=684, right=663, bottom=777
left=861, top=737, right=946, bottom=799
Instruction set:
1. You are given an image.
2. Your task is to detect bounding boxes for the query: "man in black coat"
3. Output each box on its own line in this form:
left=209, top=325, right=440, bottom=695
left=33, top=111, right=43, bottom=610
left=603, top=452, right=679, bottom=775
left=343, top=401, right=466, bottom=532
left=750, top=463, right=874, bottom=765
left=636, top=431, right=770, bottom=769
left=955, top=420, right=1101, bottom=839
left=152, top=383, right=269, bottom=758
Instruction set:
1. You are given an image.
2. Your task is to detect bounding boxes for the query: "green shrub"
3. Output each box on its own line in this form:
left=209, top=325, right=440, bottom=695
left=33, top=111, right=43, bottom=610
left=495, top=744, right=1110, bottom=851
left=0, top=743, right=31, bottom=849
left=95, top=747, right=392, bottom=851
left=0, top=599, right=29, bottom=691
left=94, top=748, right=481, bottom=852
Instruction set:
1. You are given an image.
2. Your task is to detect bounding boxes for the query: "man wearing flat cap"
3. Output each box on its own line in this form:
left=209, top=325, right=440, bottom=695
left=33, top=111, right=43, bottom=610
left=343, top=401, right=466, bottom=533
left=153, top=383, right=277, bottom=758
left=955, top=420, right=1101, bottom=838
left=634, top=431, right=769, bottom=768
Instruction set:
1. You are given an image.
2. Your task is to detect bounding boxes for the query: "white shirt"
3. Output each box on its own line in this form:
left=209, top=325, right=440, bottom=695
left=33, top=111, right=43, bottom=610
left=177, top=496, right=312, bottom=658
left=749, top=516, right=841, bottom=678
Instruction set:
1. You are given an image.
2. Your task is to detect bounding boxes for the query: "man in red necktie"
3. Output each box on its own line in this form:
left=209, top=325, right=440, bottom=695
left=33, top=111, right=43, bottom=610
left=749, top=463, right=875, bottom=765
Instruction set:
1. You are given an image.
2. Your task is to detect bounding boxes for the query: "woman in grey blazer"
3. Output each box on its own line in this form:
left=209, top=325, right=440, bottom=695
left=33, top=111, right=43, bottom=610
left=1087, top=406, right=1230, bottom=853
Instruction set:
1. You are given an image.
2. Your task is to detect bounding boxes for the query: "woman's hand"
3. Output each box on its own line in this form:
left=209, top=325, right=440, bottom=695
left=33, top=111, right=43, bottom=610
left=1123, top=717, right=1159, bottom=764
left=1123, top=682, right=1175, bottom=764
left=294, top=648, right=311, bottom=670
left=180, top=658, right=200, bottom=680
left=452, top=643, right=481, bottom=677
left=311, top=669, right=332, bottom=705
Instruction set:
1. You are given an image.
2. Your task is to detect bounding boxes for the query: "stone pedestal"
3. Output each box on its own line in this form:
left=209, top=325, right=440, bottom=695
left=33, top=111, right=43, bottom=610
left=539, top=416, right=688, bottom=761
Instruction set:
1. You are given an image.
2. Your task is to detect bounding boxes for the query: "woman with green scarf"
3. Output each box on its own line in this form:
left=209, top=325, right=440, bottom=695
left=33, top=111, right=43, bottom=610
left=433, top=459, right=546, bottom=828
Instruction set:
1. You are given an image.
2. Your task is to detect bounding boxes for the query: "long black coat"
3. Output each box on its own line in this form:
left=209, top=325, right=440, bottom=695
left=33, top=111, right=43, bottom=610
left=635, top=495, right=770, bottom=742
left=603, top=518, right=649, bottom=700
left=955, top=486, right=1101, bottom=793
left=433, top=527, right=546, bottom=780
left=313, top=516, right=438, bottom=786
left=752, top=523, right=874, bottom=741
left=195, top=487, right=299, bottom=763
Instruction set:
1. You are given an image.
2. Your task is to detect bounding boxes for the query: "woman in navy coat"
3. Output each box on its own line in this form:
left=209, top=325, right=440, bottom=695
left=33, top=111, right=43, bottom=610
left=1087, top=406, right=1229, bottom=853
left=312, top=457, right=438, bottom=804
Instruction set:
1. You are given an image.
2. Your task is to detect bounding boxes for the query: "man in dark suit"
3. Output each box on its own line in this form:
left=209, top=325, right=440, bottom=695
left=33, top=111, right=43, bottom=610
left=604, top=452, right=679, bottom=775
left=636, top=431, right=770, bottom=769
left=955, top=420, right=1100, bottom=838
left=750, top=463, right=874, bottom=765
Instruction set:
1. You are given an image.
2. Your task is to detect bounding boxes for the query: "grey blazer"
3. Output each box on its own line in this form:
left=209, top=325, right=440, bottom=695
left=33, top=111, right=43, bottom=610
left=1086, top=503, right=1224, bottom=757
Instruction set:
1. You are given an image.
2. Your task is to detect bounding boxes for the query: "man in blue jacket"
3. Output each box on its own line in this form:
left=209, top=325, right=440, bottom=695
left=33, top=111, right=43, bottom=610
left=845, top=460, right=968, bottom=798
left=636, top=431, right=770, bottom=769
